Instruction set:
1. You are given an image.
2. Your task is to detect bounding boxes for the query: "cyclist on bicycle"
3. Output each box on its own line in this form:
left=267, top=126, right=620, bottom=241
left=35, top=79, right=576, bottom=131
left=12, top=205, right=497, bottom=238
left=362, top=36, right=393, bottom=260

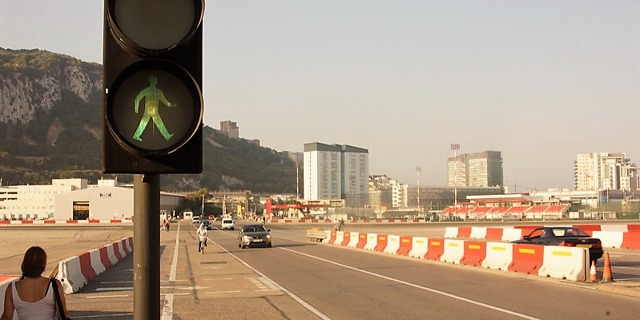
left=197, top=223, right=208, bottom=253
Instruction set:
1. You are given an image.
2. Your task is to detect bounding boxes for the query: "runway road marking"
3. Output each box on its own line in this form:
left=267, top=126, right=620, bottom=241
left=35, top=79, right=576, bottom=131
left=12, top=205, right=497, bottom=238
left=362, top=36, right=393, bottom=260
left=203, top=290, right=241, bottom=294
left=96, top=285, right=207, bottom=292
left=280, top=247, right=541, bottom=320
left=85, top=295, right=129, bottom=299
left=95, top=287, right=133, bottom=292
left=212, top=241, right=332, bottom=320
left=161, top=222, right=181, bottom=320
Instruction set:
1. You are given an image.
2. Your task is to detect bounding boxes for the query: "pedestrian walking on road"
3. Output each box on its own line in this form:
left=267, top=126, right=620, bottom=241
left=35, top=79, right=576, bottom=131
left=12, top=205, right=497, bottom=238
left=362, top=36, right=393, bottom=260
left=1, top=246, right=69, bottom=320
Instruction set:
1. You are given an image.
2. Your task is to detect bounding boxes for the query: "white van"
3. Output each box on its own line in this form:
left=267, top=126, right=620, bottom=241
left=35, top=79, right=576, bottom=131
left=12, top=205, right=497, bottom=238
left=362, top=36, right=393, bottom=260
left=221, top=218, right=235, bottom=230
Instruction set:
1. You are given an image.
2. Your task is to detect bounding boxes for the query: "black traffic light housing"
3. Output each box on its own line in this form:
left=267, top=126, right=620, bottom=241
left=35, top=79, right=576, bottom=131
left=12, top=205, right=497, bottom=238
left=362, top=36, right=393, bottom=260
left=102, top=0, right=204, bottom=174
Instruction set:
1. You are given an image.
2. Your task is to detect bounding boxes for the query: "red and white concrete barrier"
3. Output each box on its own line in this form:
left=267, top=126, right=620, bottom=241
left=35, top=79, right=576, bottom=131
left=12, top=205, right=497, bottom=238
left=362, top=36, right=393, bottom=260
left=0, top=275, right=20, bottom=317
left=58, top=236, right=133, bottom=294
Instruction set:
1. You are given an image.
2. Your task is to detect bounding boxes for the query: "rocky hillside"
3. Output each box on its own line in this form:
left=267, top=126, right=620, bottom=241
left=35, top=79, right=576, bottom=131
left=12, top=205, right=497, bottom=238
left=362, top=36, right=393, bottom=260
left=0, top=48, right=296, bottom=192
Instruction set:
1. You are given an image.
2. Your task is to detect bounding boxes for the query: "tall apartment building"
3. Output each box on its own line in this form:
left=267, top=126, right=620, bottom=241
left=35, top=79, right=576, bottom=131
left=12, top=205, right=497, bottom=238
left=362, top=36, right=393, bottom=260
left=304, top=143, right=369, bottom=206
left=447, top=151, right=503, bottom=187
left=575, top=152, right=638, bottom=191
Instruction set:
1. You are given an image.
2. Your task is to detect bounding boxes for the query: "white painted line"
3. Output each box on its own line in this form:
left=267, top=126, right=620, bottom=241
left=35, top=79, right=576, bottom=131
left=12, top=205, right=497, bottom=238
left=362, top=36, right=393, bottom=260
left=161, top=293, right=191, bottom=296
left=204, top=290, right=241, bottom=294
left=161, top=222, right=181, bottom=320
left=95, top=287, right=133, bottom=292
left=280, top=247, right=541, bottom=320
left=99, top=281, right=132, bottom=284
left=211, top=241, right=332, bottom=320
left=85, top=295, right=129, bottom=299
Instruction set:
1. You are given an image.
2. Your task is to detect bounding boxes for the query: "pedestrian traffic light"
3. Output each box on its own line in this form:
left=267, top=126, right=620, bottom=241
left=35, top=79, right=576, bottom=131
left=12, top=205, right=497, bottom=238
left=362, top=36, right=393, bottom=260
left=102, top=0, right=204, bottom=173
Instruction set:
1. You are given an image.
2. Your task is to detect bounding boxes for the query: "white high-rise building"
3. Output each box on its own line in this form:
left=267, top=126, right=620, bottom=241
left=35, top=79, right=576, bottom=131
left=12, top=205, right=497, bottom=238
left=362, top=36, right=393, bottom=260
left=575, top=152, right=638, bottom=191
left=304, top=143, right=369, bottom=206
left=447, top=151, right=503, bottom=187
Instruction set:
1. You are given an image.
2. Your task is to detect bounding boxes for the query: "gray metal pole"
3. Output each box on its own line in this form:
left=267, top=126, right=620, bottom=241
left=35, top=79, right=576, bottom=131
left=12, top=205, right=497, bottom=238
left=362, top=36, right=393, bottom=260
left=134, top=174, right=160, bottom=320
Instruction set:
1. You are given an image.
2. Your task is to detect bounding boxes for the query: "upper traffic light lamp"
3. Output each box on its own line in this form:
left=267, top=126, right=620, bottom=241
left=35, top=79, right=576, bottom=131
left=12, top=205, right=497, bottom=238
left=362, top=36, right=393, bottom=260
left=103, top=0, right=204, bottom=174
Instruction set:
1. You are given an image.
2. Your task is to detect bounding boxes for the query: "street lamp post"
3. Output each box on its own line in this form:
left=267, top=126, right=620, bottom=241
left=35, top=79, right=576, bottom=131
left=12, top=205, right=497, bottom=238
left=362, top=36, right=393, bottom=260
left=416, top=167, right=421, bottom=215
left=451, top=143, right=461, bottom=211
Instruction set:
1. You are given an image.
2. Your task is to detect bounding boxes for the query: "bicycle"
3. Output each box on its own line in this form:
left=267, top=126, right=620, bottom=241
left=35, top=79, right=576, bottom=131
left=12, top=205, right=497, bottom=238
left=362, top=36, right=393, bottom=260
left=199, top=239, right=205, bottom=254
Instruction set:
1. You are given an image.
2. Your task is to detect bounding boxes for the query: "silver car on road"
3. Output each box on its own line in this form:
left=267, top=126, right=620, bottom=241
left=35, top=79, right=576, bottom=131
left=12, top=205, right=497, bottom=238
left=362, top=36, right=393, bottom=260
left=238, top=224, right=272, bottom=248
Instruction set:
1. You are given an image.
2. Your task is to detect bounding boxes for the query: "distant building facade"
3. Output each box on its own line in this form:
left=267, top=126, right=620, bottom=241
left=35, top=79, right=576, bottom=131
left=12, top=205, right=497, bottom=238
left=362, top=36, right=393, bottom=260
left=575, top=152, right=638, bottom=191
left=304, top=142, right=369, bottom=207
left=0, top=178, right=183, bottom=220
left=369, top=175, right=405, bottom=211
left=448, top=151, right=503, bottom=187
left=0, top=179, right=87, bottom=220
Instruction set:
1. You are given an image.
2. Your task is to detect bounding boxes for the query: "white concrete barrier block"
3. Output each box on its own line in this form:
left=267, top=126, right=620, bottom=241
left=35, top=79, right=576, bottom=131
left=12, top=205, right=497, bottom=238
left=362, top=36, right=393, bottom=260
left=89, top=249, right=106, bottom=275
left=600, top=225, right=628, bottom=232
left=58, top=257, right=85, bottom=294
left=347, top=232, right=360, bottom=248
left=409, top=237, right=429, bottom=259
left=0, top=276, right=20, bottom=318
left=501, top=228, right=523, bottom=242
left=538, top=246, right=588, bottom=281
left=384, top=235, right=401, bottom=255
left=334, top=231, right=345, bottom=246
left=470, top=227, right=487, bottom=240
left=440, top=239, right=465, bottom=264
left=482, top=242, right=513, bottom=271
left=106, top=244, right=119, bottom=265
left=593, top=231, right=624, bottom=248
left=444, top=227, right=459, bottom=239
left=364, top=233, right=378, bottom=251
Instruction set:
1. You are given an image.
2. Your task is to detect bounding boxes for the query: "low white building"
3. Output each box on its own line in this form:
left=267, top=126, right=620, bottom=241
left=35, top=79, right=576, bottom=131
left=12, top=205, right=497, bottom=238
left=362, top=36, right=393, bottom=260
left=55, top=186, right=184, bottom=221
left=1, top=178, right=184, bottom=221
left=0, top=179, right=87, bottom=220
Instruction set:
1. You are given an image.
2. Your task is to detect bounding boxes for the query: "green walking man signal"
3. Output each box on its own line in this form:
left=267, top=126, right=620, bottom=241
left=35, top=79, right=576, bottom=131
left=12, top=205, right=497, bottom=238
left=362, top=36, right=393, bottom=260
left=133, top=75, right=176, bottom=142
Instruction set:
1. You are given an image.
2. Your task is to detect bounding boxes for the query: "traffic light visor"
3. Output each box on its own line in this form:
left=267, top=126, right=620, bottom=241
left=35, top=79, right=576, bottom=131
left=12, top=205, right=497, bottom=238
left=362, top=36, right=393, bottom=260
left=108, top=0, right=204, bottom=53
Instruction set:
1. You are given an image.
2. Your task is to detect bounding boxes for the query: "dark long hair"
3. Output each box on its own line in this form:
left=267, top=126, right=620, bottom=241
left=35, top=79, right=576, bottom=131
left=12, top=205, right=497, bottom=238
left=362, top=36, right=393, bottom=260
left=21, top=246, right=47, bottom=278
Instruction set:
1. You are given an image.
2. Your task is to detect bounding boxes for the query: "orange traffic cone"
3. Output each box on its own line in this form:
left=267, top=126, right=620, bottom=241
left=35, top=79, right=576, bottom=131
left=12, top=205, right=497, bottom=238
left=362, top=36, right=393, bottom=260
left=589, top=261, right=597, bottom=282
left=601, top=251, right=614, bottom=282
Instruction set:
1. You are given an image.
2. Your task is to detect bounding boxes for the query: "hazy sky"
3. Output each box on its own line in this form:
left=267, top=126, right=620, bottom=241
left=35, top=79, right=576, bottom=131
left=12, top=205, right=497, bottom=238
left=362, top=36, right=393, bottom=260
left=1, top=0, right=638, bottom=191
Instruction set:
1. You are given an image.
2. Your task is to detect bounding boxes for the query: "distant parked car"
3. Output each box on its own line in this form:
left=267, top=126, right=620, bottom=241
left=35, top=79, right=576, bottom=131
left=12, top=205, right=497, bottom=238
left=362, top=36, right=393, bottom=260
left=221, top=218, right=235, bottom=230
left=512, top=226, right=603, bottom=262
left=238, top=224, right=272, bottom=248
left=202, top=219, right=212, bottom=230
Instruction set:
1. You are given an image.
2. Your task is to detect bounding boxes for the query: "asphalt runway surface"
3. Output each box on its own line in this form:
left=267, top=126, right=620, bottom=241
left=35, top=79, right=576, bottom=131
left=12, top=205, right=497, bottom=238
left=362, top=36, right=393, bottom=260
left=1, top=221, right=639, bottom=319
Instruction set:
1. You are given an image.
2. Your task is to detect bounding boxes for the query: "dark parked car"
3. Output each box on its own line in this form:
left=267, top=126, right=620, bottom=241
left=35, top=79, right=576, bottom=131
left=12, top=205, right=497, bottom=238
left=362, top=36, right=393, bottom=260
left=512, top=226, right=603, bottom=262
left=238, top=224, right=272, bottom=248
left=202, top=219, right=212, bottom=230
